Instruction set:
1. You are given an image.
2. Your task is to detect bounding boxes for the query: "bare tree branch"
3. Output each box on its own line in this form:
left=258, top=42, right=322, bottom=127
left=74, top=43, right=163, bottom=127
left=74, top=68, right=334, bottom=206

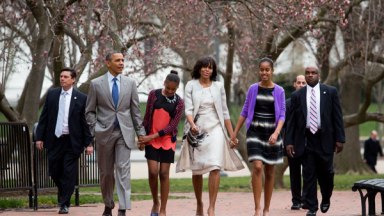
left=63, top=26, right=86, bottom=50
left=65, top=0, right=79, bottom=7
left=0, top=18, right=33, bottom=49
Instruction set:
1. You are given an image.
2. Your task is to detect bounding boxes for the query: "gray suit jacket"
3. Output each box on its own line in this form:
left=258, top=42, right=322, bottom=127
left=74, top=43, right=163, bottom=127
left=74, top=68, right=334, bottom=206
left=86, top=73, right=145, bottom=149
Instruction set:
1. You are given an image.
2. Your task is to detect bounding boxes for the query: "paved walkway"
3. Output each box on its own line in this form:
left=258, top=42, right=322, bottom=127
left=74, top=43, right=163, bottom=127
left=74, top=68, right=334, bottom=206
left=0, top=190, right=376, bottom=216
left=2, top=151, right=384, bottom=216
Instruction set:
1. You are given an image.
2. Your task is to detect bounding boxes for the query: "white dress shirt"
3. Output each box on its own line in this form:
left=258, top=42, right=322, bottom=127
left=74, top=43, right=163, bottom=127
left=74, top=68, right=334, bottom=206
left=60, top=87, right=73, bottom=135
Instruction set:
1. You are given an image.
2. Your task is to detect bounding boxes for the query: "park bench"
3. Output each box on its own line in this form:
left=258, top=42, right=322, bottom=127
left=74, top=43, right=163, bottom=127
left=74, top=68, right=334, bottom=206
left=352, top=179, right=384, bottom=216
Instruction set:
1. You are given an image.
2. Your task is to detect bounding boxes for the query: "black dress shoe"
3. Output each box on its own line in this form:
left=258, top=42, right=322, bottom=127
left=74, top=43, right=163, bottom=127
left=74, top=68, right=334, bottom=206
left=301, top=203, right=309, bottom=209
left=58, top=205, right=69, bottom=214
left=306, top=210, right=317, bottom=216
left=291, top=203, right=301, bottom=210
left=102, top=206, right=113, bottom=216
left=320, top=201, right=330, bottom=213
left=117, top=209, right=126, bottom=216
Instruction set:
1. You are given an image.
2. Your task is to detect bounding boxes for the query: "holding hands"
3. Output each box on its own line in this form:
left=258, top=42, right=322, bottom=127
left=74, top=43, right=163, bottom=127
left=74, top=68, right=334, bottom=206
left=229, top=134, right=239, bottom=149
left=137, top=134, right=159, bottom=151
left=137, top=135, right=146, bottom=151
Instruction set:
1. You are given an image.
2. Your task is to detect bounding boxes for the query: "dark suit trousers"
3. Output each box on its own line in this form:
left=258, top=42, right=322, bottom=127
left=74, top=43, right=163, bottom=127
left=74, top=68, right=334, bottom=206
left=302, top=130, right=334, bottom=211
left=48, top=135, right=79, bottom=207
left=366, top=162, right=378, bottom=173
left=288, top=155, right=303, bottom=204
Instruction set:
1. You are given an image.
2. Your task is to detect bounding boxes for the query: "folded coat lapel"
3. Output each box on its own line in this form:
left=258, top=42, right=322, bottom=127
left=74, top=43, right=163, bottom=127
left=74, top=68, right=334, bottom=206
left=193, top=81, right=202, bottom=118
left=53, top=89, right=61, bottom=115
left=300, top=87, right=307, bottom=120
left=118, top=76, right=128, bottom=108
left=320, top=84, right=327, bottom=117
left=68, top=90, right=76, bottom=116
left=101, top=74, right=115, bottom=108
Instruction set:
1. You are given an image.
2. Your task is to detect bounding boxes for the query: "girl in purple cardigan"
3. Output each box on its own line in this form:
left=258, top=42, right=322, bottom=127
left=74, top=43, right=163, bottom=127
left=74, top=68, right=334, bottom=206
left=232, top=57, right=285, bottom=216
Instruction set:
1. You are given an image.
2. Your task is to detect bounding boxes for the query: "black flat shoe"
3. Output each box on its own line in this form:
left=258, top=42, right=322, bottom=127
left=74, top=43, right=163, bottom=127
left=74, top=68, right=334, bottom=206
left=102, top=206, right=113, bottom=216
left=117, top=209, right=126, bottom=216
left=291, top=203, right=301, bottom=210
left=306, top=210, right=317, bottom=216
left=320, top=201, right=330, bottom=213
left=301, top=203, right=309, bottom=209
left=58, top=205, right=69, bottom=214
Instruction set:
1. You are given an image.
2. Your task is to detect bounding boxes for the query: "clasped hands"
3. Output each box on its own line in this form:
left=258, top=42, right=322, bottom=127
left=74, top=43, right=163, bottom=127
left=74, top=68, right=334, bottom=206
left=229, top=134, right=239, bottom=149
left=137, top=135, right=154, bottom=151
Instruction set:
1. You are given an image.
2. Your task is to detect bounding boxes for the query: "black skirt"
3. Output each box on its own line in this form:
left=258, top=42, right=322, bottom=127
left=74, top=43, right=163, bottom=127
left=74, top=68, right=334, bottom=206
left=145, top=145, right=175, bottom=163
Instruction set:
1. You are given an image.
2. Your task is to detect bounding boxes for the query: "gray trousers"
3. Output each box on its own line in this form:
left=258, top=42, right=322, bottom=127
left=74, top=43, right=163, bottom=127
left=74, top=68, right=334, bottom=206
left=97, top=128, right=132, bottom=210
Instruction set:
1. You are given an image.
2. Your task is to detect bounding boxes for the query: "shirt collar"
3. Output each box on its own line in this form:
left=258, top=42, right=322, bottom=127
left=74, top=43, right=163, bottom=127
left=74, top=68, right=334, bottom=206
left=61, top=87, right=73, bottom=95
left=108, top=72, right=121, bottom=82
left=307, top=83, right=320, bottom=92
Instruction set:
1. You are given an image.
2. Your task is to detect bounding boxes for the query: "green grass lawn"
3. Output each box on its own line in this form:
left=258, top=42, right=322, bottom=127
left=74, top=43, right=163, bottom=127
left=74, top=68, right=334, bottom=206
left=359, top=103, right=383, bottom=137
left=1, top=174, right=384, bottom=209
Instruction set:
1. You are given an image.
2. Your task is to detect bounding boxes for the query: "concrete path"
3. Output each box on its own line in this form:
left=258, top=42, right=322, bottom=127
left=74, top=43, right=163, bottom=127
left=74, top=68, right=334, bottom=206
left=0, top=190, right=378, bottom=216
left=2, top=150, right=384, bottom=215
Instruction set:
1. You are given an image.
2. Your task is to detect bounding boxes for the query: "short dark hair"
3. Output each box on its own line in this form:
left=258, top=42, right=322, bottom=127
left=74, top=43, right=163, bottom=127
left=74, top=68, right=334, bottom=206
left=61, top=67, right=77, bottom=79
left=191, top=56, right=217, bottom=81
left=258, top=57, right=274, bottom=70
left=165, top=70, right=180, bottom=85
left=105, top=50, right=125, bottom=61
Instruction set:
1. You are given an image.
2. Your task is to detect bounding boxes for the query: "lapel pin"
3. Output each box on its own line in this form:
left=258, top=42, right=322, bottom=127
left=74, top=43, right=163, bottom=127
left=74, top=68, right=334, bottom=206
left=74, top=96, right=77, bottom=100
left=323, top=91, right=326, bottom=94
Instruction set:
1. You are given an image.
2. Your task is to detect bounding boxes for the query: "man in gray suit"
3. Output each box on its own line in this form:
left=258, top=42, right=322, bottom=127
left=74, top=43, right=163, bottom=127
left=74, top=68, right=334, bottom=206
left=86, top=51, right=146, bottom=216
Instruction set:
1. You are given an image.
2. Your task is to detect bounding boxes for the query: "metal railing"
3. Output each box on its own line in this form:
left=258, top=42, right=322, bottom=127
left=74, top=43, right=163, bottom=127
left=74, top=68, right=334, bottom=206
left=0, top=122, right=33, bottom=208
left=32, top=123, right=100, bottom=209
left=0, top=122, right=101, bottom=210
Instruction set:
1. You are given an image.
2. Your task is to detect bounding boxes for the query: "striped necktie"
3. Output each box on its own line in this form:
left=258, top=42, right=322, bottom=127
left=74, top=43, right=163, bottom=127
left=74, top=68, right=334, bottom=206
left=309, top=88, right=318, bottom=134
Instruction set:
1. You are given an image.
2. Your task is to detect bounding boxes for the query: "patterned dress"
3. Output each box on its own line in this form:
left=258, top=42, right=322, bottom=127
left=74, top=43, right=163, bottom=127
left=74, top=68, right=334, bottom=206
left=177, top=87, right=244, bottom=175
left=246, top=86, right=283, bottom=164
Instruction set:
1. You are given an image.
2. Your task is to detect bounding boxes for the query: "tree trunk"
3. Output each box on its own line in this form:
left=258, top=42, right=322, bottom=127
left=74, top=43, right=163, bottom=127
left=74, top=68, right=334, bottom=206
left=20, top=1, right=53, bottom=129
left=274, top=157, right=288, bottom=188
left=334, top=66, right=372, bottom=173
left=224, top=17, right=235, bottom=102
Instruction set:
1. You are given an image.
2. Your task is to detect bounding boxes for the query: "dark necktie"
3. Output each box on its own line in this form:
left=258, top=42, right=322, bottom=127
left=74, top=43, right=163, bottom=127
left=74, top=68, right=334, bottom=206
left=112, top=77, right=119, bottom=109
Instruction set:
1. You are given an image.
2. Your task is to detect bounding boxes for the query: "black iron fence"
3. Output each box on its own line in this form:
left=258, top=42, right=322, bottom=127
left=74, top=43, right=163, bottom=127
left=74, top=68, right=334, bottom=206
left=0, top=122, right=100, bottom=210
left=0, top=122, right=33, bottom=207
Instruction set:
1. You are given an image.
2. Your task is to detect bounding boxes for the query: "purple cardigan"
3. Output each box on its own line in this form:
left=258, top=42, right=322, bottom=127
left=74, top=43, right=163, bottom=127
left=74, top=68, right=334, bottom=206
left=240, top=83, right=286, bottom=130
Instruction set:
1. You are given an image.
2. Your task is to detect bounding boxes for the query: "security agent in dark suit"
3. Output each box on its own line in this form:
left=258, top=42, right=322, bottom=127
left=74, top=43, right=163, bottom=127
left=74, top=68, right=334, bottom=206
left=284, top=75, right=306, bottom=210
left=364, top=130, right=383, bottom=173
left=286, top=67, right=345, bottom=216
left=35, top=68, right=93, bottom=214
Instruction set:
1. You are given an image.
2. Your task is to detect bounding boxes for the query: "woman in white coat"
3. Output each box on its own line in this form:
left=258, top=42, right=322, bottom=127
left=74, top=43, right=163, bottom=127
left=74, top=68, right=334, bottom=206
left=177, top=56, right=244, bottom=216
